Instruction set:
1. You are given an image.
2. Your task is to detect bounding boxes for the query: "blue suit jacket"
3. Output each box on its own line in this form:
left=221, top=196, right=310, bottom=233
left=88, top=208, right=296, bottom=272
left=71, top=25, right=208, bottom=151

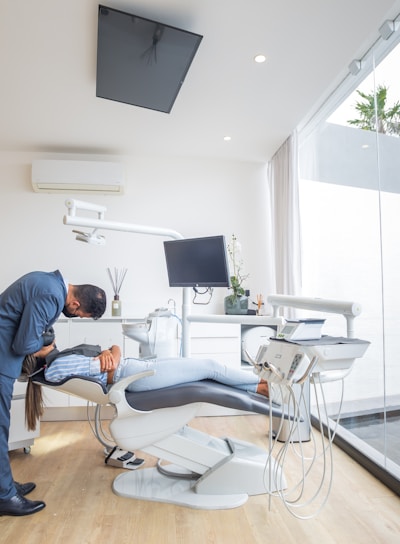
left=0, top=270, right=67, bottom=379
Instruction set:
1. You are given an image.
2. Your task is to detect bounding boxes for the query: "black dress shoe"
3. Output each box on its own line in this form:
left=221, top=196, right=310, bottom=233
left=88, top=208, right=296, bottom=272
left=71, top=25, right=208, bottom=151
left=14, top=481, right=36, bottom=496
left=0, top=493, right=45, bottom=516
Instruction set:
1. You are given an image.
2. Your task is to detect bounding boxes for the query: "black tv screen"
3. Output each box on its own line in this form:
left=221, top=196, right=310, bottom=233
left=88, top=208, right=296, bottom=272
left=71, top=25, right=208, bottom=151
left=164, top=236, right=230, bottom=288
left=96, top=5, right=203, bottom=113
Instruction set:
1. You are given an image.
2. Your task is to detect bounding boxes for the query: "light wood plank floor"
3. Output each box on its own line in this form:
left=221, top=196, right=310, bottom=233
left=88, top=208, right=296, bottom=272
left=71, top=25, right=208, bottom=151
left=2, top=414, right=400, bottom=544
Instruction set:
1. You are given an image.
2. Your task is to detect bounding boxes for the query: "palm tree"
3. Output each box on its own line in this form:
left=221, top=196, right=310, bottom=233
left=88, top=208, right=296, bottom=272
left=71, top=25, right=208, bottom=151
left=347, top=84, right=400, bottom=135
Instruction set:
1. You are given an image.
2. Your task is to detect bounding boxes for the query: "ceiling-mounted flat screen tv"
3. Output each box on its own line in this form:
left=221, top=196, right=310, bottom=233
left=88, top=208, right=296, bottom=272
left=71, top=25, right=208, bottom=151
left=96, top=5, right=203, bottom=113
left=164, top=236, right=230, bottom=288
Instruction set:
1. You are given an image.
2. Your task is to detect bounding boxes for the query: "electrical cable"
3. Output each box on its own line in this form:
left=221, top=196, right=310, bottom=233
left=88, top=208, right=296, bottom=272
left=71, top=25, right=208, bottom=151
left=86, top=402, right=116, bottom=450
left=192, top=286, right=214, bottom=305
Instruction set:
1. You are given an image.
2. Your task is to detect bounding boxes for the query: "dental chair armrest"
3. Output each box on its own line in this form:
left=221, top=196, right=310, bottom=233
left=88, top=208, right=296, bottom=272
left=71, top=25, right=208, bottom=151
left=108, top=370, right=155, bottom=404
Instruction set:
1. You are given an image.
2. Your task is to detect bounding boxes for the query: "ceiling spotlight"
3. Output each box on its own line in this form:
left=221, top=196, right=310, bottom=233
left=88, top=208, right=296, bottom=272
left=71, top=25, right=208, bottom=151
left=348, top=59, right=362, bottom=76
left=379, top=19, right=399, bottom=40
left=223, top=136, right=232, bottom=141
left=254, top=54, right=266, bottom=63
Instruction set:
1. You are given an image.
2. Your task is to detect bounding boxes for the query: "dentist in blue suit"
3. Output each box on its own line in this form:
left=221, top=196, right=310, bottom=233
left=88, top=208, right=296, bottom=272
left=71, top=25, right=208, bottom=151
left=0, top=270, right=106, bottom=516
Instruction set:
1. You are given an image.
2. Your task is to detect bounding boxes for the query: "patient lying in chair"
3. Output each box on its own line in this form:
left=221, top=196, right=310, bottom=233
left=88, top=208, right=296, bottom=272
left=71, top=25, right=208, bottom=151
left=22, top=340, right=280, bottom=430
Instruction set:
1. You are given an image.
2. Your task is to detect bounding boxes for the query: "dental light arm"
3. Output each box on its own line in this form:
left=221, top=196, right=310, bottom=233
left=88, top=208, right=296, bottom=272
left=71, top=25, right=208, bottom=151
left=64, top=199, right=183, bottom=240
left=65, top=198, right=107, bottom=217
left=63, top=199, right=192, bottom=355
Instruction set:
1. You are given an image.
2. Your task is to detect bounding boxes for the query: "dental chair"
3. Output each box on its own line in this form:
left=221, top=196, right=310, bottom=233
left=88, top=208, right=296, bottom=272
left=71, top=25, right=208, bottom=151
left=33, top=370, right=288, bottom=510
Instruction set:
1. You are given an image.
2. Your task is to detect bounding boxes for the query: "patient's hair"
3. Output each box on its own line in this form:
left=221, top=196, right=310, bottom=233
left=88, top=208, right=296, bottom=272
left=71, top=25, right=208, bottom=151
left=73, top=284, right=107, bottom=320
left=21, top=354, right=44, bottom=431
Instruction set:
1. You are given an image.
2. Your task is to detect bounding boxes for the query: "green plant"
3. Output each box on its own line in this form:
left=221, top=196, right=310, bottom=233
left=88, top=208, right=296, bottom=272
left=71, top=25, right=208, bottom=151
left=347, top=84, right=400, bottom=135
left=226, top=234, right=249, bottom=301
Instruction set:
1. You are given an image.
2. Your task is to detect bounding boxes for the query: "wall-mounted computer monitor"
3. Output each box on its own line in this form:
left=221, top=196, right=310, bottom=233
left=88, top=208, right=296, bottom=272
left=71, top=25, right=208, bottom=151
left=164, top=236, right=230, bottom=288
left=96, top=5, right=203, bottom=113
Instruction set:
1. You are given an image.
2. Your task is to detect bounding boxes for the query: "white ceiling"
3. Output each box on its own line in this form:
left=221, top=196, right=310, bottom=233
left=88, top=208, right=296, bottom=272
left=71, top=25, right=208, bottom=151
left=1, top=0, right=400, bottom=164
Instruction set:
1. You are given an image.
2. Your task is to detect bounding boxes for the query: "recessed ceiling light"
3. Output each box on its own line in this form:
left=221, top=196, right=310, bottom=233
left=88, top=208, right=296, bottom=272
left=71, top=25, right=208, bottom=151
left=254, top=54, right=266, bottom=63
left=224, top=136, right=232, bottom=141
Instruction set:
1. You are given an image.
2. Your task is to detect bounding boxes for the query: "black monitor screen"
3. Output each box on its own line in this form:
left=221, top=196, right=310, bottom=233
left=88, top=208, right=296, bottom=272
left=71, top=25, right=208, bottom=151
left=164, top=236, right=230, bottom=288
left=96, top=5, right=203, bottom=113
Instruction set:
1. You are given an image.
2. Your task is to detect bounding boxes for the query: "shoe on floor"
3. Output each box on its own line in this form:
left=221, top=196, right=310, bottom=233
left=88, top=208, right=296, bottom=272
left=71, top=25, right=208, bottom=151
left=14, top=481, right=36, bottom=496
left=0, top=493, right=45, bottom=516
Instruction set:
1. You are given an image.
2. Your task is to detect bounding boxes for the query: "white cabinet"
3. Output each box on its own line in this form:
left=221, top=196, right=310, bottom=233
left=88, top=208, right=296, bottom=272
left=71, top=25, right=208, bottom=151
left=52, top=317, right=125, bottom=347
left=182, top=322, right=241, bottom=367
left=9, top=381, right=40, bottom=452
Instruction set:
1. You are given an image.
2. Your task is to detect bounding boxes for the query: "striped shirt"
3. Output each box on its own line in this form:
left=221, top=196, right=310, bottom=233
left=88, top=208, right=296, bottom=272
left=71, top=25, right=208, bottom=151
left=44, top=354, right=107, bottom=385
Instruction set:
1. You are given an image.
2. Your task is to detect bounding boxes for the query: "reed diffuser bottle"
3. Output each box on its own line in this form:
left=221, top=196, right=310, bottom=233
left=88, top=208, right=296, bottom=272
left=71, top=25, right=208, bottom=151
left=107, top=267, right=128, bottom=317
left=112, top=294, right=122, bottom=316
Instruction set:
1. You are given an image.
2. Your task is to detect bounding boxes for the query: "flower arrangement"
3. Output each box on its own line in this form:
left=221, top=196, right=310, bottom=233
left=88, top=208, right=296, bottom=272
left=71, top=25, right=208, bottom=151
left=226, top=234, right=249, bottom=302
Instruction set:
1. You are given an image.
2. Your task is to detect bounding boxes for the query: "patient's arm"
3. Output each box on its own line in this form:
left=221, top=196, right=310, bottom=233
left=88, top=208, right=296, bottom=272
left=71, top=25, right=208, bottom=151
left=98, top=344, right=121, bottom=372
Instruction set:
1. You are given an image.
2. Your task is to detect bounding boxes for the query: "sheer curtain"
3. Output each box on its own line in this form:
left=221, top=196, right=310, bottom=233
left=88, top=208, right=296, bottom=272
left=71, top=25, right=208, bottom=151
left=267, top=131, right=302, bottom=311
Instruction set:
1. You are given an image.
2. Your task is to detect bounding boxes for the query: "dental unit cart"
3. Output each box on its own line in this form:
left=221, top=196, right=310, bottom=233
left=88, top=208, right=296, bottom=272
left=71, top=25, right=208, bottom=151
left=256, top=336, right=370, bottom=386
left=249, top=333, right=370, bottom=518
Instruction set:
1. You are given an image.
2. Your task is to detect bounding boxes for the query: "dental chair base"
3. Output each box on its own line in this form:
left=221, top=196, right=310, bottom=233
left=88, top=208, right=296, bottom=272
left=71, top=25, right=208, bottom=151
left=113, top=424, right=285, bottom=509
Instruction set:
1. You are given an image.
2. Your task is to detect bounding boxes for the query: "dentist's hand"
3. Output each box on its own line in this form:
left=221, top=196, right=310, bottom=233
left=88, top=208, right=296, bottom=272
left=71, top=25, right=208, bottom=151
left=33, top=342, right=56, bottom=358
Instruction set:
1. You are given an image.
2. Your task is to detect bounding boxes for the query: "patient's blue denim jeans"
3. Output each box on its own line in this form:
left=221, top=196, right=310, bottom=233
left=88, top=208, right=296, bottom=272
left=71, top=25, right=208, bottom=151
left=114, top=357, right=259, bottom=393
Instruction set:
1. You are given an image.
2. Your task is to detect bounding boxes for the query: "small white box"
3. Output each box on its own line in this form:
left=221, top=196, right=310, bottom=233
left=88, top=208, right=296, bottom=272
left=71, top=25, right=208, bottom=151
left=276, top=319, right=325, bottom=341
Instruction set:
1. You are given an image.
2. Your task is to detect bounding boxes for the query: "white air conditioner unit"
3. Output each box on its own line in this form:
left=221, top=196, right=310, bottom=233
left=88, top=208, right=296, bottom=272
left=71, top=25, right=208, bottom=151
left=31, top=160, right=124, bottom=194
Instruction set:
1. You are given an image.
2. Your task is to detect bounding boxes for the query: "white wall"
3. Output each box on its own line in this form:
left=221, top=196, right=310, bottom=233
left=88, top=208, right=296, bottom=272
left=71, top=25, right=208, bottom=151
left=0, top=152, right=274, bottom=319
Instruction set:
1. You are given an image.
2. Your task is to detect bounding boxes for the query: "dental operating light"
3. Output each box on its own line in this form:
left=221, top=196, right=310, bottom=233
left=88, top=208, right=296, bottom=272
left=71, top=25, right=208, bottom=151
left=72, top=229, right=106, bottom=246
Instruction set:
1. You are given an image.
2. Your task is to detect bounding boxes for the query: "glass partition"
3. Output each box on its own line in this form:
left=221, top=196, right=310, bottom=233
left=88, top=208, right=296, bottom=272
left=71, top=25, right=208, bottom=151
left=298, top=28, right=400, bottom=491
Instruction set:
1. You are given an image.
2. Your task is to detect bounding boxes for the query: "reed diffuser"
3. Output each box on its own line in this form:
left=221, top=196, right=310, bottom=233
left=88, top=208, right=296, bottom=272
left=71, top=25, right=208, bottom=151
left=107, top=267, right=128, bottom=316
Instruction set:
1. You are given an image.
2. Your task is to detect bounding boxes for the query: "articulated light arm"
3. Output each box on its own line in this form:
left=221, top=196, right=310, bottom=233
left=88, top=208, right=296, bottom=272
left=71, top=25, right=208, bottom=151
left=63, top=199, right=192, bottom=355
left=64, top=198, right=183, bottom=240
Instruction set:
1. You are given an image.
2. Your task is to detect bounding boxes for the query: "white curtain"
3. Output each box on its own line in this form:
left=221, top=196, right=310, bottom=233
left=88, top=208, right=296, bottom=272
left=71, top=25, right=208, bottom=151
left=267, top=131, right=302, bottom=306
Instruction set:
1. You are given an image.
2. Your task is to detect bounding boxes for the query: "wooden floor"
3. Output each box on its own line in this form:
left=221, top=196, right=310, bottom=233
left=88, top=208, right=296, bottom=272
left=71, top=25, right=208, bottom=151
left=2, top=414, right=400, bottom=544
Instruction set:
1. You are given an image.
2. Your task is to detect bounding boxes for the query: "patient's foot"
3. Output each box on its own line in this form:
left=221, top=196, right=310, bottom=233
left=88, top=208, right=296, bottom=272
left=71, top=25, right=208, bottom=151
left=256, top=380, right=281, bottom=405
left=256, top=380, right=269, bottom=398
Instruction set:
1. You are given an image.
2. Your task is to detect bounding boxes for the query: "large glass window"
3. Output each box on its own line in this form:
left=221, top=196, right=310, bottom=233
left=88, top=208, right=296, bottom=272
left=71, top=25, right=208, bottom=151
left=298, top=25, right=400, bottom=491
